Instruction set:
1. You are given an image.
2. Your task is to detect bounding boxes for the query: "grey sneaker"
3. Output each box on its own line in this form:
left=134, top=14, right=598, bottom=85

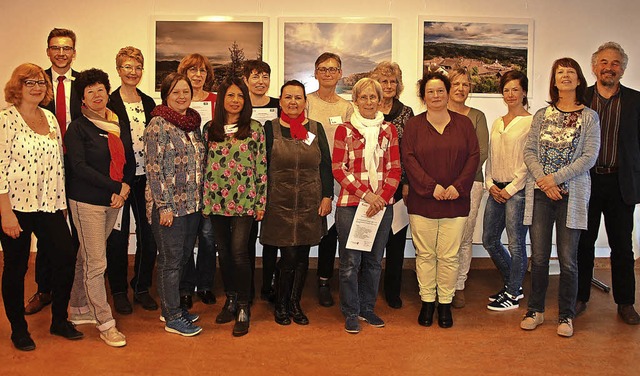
left=70, top=312, right=97, bottom=325
left=345, top=315, right=361, bottom=334
left=358, top=311, right=385, bottom=327
left=160, top=309, right=199, bottom=323
left=520, top=311, right=544, bottom=330
left=557, top=317, right=574, bottom=337
left=100, top=327, right=126, bottom=347
left=165, top=316, right=203, bottom=337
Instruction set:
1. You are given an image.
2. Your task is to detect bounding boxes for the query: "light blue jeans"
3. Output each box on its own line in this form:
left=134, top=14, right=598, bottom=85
left=482, top=190, right=528, bottom=297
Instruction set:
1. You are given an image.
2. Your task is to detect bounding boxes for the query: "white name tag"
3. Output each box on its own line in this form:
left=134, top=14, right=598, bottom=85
left=304, top=131, right=316, bottom=146
left=329, top=116, right=343, bottom=125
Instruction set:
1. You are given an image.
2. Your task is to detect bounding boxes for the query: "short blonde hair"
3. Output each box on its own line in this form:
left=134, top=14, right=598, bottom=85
left=4, top=63, right=53, bottom=107
left=352, top=77, right=383, bottom=103
left=116, top=46, right=144, bottom=68
left=370, top=61, right=405, bottom=98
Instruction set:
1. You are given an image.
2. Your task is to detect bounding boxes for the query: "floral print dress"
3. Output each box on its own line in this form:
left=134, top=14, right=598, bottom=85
left=203, top=120, right=267, bottom=217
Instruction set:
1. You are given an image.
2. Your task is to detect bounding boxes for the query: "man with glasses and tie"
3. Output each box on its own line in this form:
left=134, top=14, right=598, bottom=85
left=25, top=28, right=82, bottom=315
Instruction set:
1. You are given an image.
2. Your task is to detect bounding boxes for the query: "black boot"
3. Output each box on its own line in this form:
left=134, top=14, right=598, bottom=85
left=418, top=302, right=436, bottom=327
left=216, top=293, right=237, bottom=324
left=275, top=269, right=293, bottom=325
left=437, top=303, right=453, bottom=328
left=290, top=269, right=309, bottom=325
left=233, top=303, right=250, bottom=337
left=318, top=278, right=334, bottom=307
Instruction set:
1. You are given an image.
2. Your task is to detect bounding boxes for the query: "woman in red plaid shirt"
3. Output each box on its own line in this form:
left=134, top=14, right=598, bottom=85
left=332, top=77, right=401, bottom=334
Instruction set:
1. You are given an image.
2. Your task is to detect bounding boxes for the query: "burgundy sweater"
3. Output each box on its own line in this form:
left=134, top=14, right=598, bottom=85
left=401, top=111, right=479, bottom=219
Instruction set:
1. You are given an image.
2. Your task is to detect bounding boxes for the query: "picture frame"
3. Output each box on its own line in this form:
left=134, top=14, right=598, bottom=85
left=279, top=18, right=395, bottom=97
left=151, top=16, right=268, bottom=94
left=419, top=16, right=534, bottom=97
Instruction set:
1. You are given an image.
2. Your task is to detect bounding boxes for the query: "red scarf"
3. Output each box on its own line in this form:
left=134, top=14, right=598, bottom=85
left=81, top=106, right=125, bottom=182
left=281, top=112, right=308, bottom=140
left=151, top=104, right=201, bottom=133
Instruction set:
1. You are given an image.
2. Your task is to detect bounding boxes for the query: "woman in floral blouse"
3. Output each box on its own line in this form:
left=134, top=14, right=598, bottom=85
left=145, top=72, right=205, bottom=337
left=203, top=78, right=267, bottom=337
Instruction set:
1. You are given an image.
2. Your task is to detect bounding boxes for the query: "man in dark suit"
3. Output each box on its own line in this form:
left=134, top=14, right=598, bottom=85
left=25, top=28, right=82, bottom=315
left=577, top=41, right=640, bottom=325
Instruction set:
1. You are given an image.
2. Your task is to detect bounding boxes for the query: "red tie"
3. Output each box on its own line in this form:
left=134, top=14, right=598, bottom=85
left=56, top=75, right=67, bottom=138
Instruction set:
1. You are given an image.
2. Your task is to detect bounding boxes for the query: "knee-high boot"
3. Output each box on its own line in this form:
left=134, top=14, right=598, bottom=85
left=290, top=268, right=309, bottom=325
left=275, top=268, right=293, bottom=325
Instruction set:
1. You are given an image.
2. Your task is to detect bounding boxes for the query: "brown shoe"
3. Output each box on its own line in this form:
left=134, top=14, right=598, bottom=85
left=452, top=290, right=465, bottom=309
left=618, top=304, right=640, bottom=325
left=25, top=292, right=52, bottom=315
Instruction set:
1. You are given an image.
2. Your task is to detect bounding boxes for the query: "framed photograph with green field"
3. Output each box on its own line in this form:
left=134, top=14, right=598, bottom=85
left=420, top=16, right=534, bottom=96
left=152, top=16, right=268, bottom=93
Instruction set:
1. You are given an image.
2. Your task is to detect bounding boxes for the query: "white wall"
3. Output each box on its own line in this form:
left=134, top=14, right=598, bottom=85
left=2, top=0, right=639, bottom=257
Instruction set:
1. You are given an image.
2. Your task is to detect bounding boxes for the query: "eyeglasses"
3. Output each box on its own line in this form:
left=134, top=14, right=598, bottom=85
left=48, top=45, right=74, bottom=53
left=379, top=79, right=398, bottom=86
left=120, top=65, right=144, bottom=73
left=24, top=80, right=47, bottom=88
left=187, top=67, right=208, bottom=75
left=316, top=67, right=340, bottom=74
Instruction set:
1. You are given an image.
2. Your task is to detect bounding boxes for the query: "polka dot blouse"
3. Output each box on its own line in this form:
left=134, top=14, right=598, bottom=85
left=0, top=106, right=66, bottom=212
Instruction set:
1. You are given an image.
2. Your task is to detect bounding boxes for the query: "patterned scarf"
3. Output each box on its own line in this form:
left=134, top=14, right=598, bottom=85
left=281, top=111, right=308, bottom=140
left=151, top=104, right=201, bottom=133
left=81, top=106, right=125, bottom=182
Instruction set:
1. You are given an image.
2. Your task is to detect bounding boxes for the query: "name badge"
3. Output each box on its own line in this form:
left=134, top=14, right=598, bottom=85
left=304, top=132, right=316, bottom=146
left=329, top=116, right=343, bottom=125
left=380, top=138, right=389, bottom=151
left=224, top=124, right=238, bottom=134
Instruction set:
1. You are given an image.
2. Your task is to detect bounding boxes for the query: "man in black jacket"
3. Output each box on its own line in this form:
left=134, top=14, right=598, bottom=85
left=26, top=28, right=82, bottom=315
left=577, top=41, right=640, bottom=325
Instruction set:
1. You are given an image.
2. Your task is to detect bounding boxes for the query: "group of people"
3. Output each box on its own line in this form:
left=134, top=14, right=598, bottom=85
left=1, top=27, right=639, bottom=352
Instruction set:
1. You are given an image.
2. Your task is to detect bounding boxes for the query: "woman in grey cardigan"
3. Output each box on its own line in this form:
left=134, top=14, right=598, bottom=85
left=520, top=58, right=600, bottom=338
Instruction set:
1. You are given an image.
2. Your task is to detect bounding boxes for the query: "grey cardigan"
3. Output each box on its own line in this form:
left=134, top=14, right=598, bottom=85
left=523, top=105, right=600, bottom=230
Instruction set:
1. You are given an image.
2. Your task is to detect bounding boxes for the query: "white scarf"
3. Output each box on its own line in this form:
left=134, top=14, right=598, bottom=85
left=350, top=107, right=384, bottom=192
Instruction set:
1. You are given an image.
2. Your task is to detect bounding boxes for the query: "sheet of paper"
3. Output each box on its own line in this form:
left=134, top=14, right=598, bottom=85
left=191, top=101, right=213, bottom=128
left=113, top=207, right=123, bottom=231
left=252, top=107, right=278, bottom=125
left=345, top=201, right=385, bottom=252
left=391, top=199, right=409, bottom=234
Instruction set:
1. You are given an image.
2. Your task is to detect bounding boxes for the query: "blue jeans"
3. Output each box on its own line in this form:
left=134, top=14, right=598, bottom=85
left=337, top=205, right=393, bottom=317
left=528, top=190, right=580, bottom=319
left=482, top=190, right=528, bottom=297
left=180, top=216, right=216, bottom=294
left=152, top=209, right=201, bottom=321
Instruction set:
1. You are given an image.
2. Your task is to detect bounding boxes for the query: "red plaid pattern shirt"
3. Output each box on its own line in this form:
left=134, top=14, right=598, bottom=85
left=332, top=121, right=401, bottom=207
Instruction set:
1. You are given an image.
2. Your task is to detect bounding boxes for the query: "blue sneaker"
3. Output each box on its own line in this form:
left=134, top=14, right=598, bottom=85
left=160, top=309, right=199, bottom=323
left=345, top=315, right=361, bottom=334
left=358, top=311, right=385, bottom=327
left=165, top=316, right=202, bottom=337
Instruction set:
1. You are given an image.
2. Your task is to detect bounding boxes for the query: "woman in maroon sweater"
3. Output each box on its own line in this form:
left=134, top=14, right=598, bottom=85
left=401, top=71, right=479, bottom=328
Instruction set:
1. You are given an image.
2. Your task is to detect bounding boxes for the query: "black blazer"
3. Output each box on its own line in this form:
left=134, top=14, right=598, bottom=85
left=586, top=85, right=640, bottom=204
left=43, top=68, right=82, bottom=123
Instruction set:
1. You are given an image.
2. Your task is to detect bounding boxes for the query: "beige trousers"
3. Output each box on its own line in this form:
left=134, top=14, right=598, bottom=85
left=410, top=214, right=467, bottom=304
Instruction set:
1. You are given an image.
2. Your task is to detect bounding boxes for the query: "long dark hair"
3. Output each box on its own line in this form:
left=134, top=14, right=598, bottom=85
left=548, top=57, right=587, bottom=106
left=209, top=77, right=253, bottom=142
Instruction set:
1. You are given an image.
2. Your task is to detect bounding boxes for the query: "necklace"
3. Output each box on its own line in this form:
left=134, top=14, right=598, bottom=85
left=18, top=107, right=50, bottom=136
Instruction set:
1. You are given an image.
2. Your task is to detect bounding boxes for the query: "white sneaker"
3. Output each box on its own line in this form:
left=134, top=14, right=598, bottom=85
left=100, top=327, right=127, bottom=347
left=70, top=312, right=97, bottom=325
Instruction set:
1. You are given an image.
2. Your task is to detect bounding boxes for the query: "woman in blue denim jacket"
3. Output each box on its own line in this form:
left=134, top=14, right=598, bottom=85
left=521, top=58, right=600, bottom=338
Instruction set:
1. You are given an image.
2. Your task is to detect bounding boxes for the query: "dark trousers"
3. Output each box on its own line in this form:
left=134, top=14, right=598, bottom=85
left=249, top=221, right=279, bottom=296
left=317, top=224, right=338, bottom=279
left=279, top=246, right=311, bottom=275
left=180, top=215, right=216, bottom=294
left=106, top=175, right=157, bottom=295
left=211, top=215, right=254, bottom=303
left=383, top=225, right=408, bottom=301
left=34, top=206, right=79, bottom=294
left=577, top=172, right=636, bottom=305
left=1, top=211, right=76, bottom=336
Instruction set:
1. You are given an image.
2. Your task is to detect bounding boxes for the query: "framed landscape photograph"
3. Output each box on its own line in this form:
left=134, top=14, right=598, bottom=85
left=152, top=16, right=268, bottom=93
left=279, top=18, right=394, bottom=96
left=420, top=16, right=533, bottom=96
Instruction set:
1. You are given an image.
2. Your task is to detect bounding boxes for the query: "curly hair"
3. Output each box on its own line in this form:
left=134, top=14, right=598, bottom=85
left=74, top=68, right=111, bottom=99
left=4, top=63, right=53, bottom=107
left=418, top=71, right=451, bottom=103
left=116, top=46, right=144, bottom=68
left=369, top=61, right=405, bottom=98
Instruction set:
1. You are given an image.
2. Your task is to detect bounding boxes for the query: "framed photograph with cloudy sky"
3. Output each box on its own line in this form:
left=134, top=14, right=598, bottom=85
left=152, top=16, right=268, bottom=93
left=279, top=18, right=394, bottom=97
left=420, top=16, right=533, bottom=96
